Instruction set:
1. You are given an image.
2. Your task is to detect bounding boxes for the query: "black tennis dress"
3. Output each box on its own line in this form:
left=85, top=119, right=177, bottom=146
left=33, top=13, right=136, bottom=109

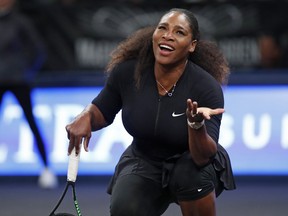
left=92, top=59, right=236, bottom=197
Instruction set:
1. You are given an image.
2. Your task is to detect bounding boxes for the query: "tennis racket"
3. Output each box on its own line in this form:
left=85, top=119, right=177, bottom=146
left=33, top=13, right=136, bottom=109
left=49, top=147, right=82, bottom=216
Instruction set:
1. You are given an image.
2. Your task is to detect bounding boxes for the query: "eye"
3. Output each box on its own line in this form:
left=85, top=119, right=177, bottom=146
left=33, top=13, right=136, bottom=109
left=176, top=30, right=185, bottom=35
left=157, top=25, right=166, bottom=30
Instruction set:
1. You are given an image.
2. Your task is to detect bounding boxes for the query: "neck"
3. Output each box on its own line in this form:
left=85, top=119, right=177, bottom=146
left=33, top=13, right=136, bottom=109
left=154, top=60, right=188, bottom=85
left=154, top=60, right=188, bottom=96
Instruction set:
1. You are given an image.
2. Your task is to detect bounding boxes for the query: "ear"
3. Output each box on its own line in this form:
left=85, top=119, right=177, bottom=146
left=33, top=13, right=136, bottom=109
left=189, top=40, right=197, bottom=53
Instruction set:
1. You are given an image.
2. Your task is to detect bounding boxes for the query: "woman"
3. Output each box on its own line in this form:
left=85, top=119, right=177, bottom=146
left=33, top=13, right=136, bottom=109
left=66, top=8, right=236, bottom=216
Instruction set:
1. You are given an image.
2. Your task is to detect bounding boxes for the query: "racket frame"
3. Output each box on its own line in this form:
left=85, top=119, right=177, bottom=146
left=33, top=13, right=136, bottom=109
left=49, top=147, right=82, bottom=216
left=49, top=180, right=82, bottom=216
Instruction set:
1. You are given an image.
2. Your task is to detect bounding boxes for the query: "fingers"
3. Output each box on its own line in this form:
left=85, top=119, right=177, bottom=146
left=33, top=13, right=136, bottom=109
left=74, top=136, right=82, bottom=155
left=67, top=135, right=79, bottom=154
left=65, top=112, right=92, bottom=156
left=186, top=99, right=194, bottom=117
left=186, top=99, right=198, bottom=115
left=186, top=99, right=203, bottom=122
left=67, top=139, right=75, bottom=155
left=201, top=111, right=211, bottom=120
left=186, top=99, right=193, bottom=111
left=66, top=124, right=71, bottom=140
left=83, top=136, right=91, bottom=152
left=68, top=136, right=84, bottom=156
left=212, top=108, right=225, bottom=115
left=66, top=126, right=91, bottom=156
left=191, top=101, right=198, bottom=116
left=186, top=99, right=224, bottom=121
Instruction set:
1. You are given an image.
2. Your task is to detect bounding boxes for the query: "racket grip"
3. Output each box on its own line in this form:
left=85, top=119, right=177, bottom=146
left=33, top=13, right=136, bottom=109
left=67, top=147, right=81, bottom=182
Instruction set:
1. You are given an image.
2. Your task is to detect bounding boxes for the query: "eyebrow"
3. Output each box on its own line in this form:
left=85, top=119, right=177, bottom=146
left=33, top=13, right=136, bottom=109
left=158, top=22, right=187, bottom=31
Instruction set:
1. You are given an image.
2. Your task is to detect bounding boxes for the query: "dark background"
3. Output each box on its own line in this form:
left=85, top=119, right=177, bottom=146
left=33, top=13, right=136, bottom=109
left=15, top=0, right=288, bottom=86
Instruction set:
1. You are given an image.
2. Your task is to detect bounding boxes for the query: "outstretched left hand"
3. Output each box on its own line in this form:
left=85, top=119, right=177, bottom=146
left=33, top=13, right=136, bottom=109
left=186, top=99, right=225, bottom=123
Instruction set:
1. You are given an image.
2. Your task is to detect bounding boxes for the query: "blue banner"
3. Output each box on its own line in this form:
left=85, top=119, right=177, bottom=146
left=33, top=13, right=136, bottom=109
left=0, top=85, right=287, bottom=175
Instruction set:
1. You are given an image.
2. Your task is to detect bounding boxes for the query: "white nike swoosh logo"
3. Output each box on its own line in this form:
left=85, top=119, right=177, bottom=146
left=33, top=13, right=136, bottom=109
left=172, top=112, right=185, bottom=117
left=197, top=188, right=203, bottom=192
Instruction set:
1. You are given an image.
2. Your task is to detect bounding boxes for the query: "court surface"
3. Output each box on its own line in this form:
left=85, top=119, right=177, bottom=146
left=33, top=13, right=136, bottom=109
left=1, top=175, right=287, bottom=216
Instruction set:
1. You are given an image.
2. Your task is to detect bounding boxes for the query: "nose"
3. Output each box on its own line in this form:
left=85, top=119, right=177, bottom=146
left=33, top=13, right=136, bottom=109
left=162, top=31, right=174, bottom=40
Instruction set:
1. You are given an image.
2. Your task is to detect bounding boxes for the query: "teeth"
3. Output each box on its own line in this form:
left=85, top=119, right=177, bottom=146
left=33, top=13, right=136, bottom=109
left=159, top=44, right=174, bottom=51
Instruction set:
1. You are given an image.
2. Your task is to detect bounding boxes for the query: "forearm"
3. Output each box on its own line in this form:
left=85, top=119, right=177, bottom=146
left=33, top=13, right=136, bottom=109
left=185, top=99, right=222, bottom=166
left=188, top=124, right=217, bottom=166
left=83, top=103, right=108, bottom=131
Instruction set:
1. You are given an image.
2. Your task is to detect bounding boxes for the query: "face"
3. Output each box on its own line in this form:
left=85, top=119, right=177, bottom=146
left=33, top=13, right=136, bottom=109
left=152, top=11, right=197, bottom=66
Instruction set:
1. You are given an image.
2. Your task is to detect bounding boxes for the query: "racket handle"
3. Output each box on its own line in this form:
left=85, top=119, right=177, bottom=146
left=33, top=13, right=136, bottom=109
left=67, top=147, right=81, bottom=182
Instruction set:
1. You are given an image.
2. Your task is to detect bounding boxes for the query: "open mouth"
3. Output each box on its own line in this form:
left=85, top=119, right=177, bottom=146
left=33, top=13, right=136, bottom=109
left=159, top=44, right=175, bottom=52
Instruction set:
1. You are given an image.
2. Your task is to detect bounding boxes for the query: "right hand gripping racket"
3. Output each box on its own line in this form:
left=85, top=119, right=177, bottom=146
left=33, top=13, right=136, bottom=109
left=49, top=147, right=82, bottom=216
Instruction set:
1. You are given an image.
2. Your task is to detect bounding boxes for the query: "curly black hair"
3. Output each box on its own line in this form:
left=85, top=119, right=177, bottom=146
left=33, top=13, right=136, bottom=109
left=106, top=8, right=230, bottom=86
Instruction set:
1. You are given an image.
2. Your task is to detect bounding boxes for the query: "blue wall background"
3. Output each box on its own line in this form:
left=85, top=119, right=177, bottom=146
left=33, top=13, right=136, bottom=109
left=1, top=85, right=287, bottom=176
